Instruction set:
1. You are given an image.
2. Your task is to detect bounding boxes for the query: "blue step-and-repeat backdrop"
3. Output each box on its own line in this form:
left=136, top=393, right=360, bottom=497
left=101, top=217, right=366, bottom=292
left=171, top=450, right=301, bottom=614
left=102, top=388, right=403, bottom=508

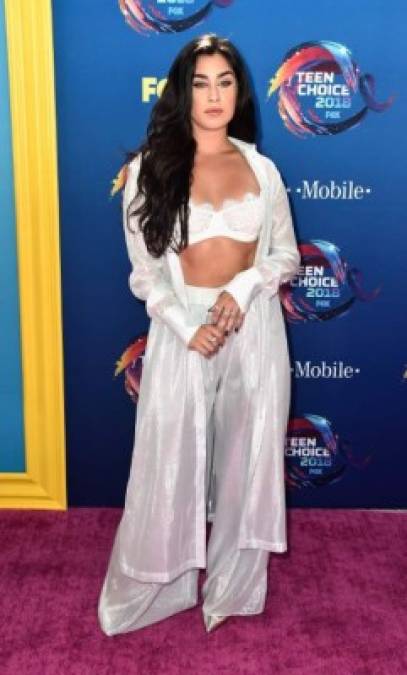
left=52, top=0, right=406, bottom=507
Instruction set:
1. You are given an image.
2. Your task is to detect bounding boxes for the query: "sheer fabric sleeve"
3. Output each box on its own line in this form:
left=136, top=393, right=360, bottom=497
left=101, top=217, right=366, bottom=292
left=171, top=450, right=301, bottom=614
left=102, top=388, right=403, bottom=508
left=123, top=155, right=201, bottom=346
left=221, top=160, right=301, bottom=313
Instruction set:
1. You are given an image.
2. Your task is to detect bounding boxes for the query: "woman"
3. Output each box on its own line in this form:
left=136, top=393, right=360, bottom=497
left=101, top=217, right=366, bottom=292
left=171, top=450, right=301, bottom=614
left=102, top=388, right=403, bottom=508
left=98, top=33, right=300, bottom=635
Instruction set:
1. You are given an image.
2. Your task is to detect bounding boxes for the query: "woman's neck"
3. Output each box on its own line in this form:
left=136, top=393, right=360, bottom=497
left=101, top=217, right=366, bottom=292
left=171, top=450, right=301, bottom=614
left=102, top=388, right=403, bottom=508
left=193, top=130, right=233, bottom=157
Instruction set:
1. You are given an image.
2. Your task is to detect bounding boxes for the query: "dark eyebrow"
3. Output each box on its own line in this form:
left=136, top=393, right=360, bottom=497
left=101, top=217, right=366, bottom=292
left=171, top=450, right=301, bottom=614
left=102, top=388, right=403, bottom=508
left=192, top=70, right=234, bottom=79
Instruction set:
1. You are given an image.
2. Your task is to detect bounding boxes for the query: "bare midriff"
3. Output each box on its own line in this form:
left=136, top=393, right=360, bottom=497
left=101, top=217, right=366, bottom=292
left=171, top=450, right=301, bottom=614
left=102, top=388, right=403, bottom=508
left=179, top=236, right=258, bottom=287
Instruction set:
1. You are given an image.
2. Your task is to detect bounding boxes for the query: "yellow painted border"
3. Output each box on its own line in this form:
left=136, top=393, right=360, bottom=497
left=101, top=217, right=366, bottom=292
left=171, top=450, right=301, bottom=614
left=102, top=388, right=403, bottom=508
left=1, top=0, right=66, bottom=509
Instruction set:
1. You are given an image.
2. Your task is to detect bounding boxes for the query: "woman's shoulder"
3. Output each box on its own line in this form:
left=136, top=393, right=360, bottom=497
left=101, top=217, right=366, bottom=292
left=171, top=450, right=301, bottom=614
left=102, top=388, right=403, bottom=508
left=249, top=148, right=286, bottom=200
left=252, top=146, right=281, bottom=179
left=110, top=151, right=142, bottom=198
left=127, top=151, right=142, bottom=174
left=228, top=136, right=282, bottom=185
left=123, top=152, right=143, bottom=195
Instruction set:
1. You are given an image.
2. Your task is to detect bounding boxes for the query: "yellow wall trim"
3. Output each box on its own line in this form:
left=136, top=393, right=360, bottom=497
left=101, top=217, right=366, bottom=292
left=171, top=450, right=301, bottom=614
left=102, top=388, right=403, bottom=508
left=1, top=0, right=67, bottom=509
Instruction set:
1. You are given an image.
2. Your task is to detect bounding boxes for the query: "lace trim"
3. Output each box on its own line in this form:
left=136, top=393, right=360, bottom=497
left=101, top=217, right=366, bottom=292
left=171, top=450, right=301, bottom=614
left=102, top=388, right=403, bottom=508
left=189, top=190, right=261, bottom=214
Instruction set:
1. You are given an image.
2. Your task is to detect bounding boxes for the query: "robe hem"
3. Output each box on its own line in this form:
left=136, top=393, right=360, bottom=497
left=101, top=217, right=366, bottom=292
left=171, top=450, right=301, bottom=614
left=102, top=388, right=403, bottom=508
left=238, top=538, right=287, bottom=553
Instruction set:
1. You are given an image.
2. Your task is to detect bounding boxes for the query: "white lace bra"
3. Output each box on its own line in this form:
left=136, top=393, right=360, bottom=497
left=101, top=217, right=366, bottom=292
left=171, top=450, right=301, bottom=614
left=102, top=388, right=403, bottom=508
left=175, top=190, right=266, bottom=246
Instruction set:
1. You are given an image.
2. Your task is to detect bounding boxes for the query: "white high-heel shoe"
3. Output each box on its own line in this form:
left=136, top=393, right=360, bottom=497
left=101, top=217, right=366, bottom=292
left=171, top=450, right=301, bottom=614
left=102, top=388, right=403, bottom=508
left=203, top=613, right=229, bottom=633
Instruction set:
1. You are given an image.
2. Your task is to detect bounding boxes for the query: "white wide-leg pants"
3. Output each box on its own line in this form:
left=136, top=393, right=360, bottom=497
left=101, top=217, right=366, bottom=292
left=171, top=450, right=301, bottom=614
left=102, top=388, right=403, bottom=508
left=98, top=282, right=270, bottom=636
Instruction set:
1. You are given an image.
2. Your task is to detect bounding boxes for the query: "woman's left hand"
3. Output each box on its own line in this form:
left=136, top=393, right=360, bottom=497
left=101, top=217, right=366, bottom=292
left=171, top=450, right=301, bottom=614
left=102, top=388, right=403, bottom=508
left=208, top=290, right=245, bottom=335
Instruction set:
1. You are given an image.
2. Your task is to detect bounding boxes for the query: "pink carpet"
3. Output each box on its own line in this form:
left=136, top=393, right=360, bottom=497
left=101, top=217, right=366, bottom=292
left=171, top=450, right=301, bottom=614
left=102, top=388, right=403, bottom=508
left=1, top=508, right=406, bottom=674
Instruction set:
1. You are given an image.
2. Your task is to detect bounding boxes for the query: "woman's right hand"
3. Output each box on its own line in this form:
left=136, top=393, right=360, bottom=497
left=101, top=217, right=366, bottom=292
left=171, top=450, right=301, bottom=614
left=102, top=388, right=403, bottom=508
left=187, top=324, right=227, bottom=358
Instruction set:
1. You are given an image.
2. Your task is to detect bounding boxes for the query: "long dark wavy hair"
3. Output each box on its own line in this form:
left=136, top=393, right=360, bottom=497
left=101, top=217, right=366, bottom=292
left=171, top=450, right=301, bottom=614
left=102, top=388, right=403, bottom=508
left=125, top=33, right=257, bottom=258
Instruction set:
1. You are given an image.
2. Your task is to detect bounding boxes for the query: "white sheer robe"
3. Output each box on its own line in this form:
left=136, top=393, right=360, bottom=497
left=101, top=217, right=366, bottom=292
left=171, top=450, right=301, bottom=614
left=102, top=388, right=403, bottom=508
left=105, top=136, right=300, bottom=584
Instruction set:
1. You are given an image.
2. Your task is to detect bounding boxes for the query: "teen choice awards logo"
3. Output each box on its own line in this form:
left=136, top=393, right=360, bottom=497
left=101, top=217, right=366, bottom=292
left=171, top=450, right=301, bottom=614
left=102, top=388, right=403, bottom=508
left=114, top=333, right=148, bottom=404
left=280, top=239, right=381, bottom=323
left=118, top=0, right=234, bottom=34
left=285, top=414, right=373, bottom=489
left=268, top=40, right=395, bottom=137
